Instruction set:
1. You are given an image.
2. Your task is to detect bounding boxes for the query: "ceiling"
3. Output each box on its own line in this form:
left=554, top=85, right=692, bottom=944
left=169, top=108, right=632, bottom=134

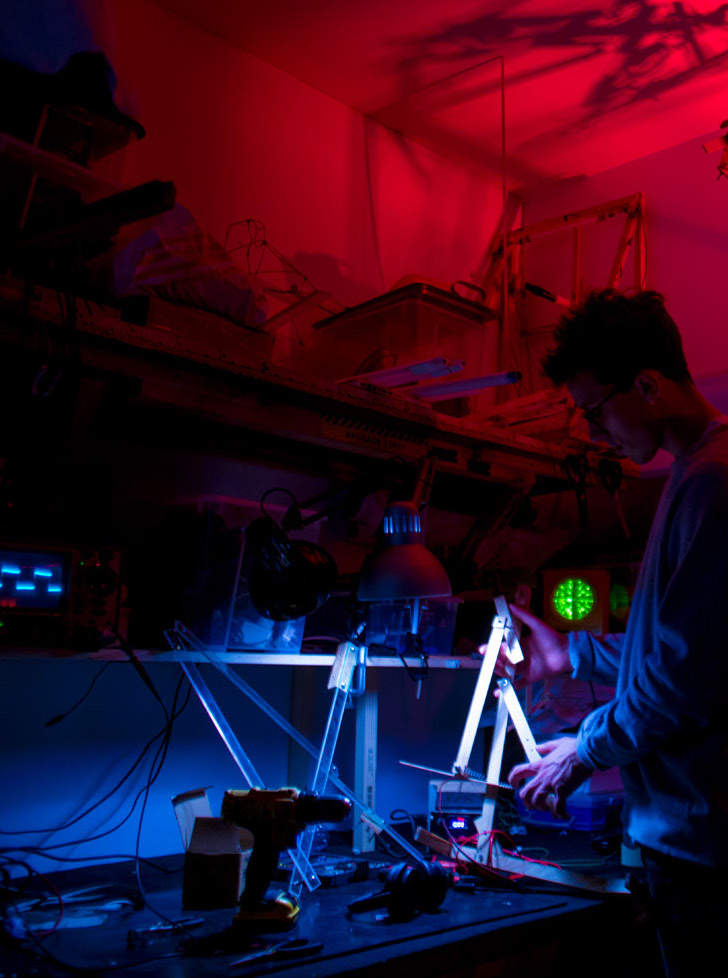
left=155, top=0, right=728, bottom=190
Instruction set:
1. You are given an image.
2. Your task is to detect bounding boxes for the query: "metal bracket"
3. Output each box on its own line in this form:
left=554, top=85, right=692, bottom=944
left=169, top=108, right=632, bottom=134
left=328, top=640, right=358, bottom=691
left=167, top=621, right=428, bottom=901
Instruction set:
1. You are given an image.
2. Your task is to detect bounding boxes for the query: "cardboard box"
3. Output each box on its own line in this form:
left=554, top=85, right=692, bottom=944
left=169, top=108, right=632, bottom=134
left=172, top=788, right=253, bottom=909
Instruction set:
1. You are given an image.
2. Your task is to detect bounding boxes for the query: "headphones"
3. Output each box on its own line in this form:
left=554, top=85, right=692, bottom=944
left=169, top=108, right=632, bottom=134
left=347, top=861, right=449, bottom=921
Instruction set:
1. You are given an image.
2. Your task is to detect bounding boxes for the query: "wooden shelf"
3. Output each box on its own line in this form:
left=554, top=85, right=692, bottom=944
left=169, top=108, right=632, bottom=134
left=0, top=274, right=636, bottom=492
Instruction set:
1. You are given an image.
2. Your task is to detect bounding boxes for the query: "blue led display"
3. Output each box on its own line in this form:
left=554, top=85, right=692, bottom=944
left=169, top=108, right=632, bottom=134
left=0, top=550, right=67, bottom=611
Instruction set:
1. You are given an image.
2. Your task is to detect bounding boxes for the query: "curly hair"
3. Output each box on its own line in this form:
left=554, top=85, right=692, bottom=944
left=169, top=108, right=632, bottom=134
left=542, top=290, right=692, bottom=389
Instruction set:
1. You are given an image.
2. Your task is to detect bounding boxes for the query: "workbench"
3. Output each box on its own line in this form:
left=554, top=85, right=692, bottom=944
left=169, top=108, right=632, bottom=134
left=1, top=848, right=661, bottom=978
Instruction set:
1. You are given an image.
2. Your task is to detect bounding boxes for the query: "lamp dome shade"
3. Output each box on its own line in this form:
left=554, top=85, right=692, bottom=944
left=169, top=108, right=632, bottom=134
left=357, top=542, right=451, bottom=601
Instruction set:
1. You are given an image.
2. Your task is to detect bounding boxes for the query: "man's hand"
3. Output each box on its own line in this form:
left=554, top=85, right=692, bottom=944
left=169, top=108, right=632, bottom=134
left=490, top=603, right=572, bottom=685
left=508, top=737, right=593, bottom=819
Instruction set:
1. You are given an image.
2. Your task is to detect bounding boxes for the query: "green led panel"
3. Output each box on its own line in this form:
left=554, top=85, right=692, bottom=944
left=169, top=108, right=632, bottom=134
left=552, top=577, right=595, bottom=621
left=610, top=582, right=630, bottom=614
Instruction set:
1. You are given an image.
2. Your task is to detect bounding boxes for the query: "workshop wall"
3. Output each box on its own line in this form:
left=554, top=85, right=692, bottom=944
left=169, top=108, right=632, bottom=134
left=520, top=133, right=728, bottom=417
left=10, top=0, right=723, bottom=877
left=91, top=0, right=504, bottom=309
left=0, top=660, right=296, bottom=870
left=0, top=656, right=480, bottom=874
left=0, top=0, right=507, bottom=875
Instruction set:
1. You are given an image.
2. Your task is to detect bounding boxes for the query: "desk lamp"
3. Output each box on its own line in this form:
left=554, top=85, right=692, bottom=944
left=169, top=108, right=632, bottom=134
left=357, top=460, right=451, bottom=694
left=357, top=499, right=451, bottom=604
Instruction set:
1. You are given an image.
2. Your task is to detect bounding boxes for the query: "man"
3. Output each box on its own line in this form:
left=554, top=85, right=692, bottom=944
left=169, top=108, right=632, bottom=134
left=499, top=290, right=728, bottom=977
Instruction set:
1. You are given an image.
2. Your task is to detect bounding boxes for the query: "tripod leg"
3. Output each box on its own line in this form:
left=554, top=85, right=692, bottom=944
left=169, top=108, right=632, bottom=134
left=497, top=679, right=541, bottom=763
left=452, top=616, right=504, bottom=774
left=289, top=638, right=359, bottom=898
left=474, top=693, right=509, bottom=859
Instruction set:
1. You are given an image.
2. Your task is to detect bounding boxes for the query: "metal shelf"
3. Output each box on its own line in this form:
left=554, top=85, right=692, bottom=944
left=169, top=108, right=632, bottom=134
left=0, top=646, right=482, bottom=669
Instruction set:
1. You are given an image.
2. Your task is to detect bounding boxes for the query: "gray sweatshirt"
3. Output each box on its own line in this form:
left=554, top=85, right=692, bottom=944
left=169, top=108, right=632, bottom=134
left=570, top=419, right=728, bottom=865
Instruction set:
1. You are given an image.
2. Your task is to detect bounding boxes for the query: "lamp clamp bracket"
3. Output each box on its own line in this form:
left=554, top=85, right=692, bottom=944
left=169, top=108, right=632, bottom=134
left=328, top=640, right=358, bottom=692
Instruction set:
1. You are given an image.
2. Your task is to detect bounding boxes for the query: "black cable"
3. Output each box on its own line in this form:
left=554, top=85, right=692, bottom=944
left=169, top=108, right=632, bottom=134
left=1, top=682, right=191, bottom=855
left=0, top=854, right=64, bottom=936
left=131, top=675, right=195, bottom=929
left=1, top=851, right=177, bottom=872
left=45, top=662, right=113, bottom=727
left=259, top=486, right=297, bottom=520
left=0, top=846, right=179, bottom=873
left=0, top=682, right=188, bottom=837
left=0, top=736, right=157, bottom=837
left=397, top=650, right=429, bottom=685
left=6, top=774, right=165, bottom=854
left=389, top=808, right=417, bottom=837
left=2, top=675, right=194, bottom=975
left=110, top=629, right=169, bottom=722
left=19, top=675, right=197, bottom=937
left=1, top=889, right=184, bottom=978
left=399, top=631, right=428, bottom=687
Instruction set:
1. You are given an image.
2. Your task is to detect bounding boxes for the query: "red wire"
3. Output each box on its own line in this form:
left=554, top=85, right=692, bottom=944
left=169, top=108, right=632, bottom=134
left=435, top=779, right=567, bottom=881
left=25, top=872, right=64, bottom=937
left=436, top=779, right=522, bottom=879
left=501, top=848, right=562, bottom=869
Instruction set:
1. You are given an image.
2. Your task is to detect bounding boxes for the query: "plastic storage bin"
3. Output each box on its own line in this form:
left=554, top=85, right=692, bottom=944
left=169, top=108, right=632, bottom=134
left=209, top=588, right=305, bottom=653
left=514, top=778, right=624, bottom=832
left=366, top=597, right=462, bottom=657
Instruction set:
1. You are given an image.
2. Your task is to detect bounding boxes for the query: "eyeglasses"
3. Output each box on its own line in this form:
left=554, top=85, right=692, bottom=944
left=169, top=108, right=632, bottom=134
left=579, top=385, right=621, bottom=428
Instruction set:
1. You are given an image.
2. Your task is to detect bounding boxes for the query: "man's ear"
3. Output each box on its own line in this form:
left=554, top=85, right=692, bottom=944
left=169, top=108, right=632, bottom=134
left=634, top=370, right=661, bottom=405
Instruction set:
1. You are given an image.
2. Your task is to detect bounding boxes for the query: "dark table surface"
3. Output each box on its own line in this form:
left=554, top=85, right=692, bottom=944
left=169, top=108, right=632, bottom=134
left=1, top=838, right=662, bottom=978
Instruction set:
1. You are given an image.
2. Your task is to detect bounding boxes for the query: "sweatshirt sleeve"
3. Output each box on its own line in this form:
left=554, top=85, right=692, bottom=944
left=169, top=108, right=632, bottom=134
left=568, top=631, right=624, bottom=685
left=576, top=462, right=728, bottom=771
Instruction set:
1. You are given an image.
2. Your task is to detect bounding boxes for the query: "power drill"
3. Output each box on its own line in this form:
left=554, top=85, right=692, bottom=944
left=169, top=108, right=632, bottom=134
left=222, top=787, right=351, bottom=929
